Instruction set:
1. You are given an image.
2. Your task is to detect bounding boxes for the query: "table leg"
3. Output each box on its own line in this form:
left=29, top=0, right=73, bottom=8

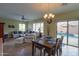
left=48, top=49, right=51, bottom=56
left=32, top=42, right=34, bottom=56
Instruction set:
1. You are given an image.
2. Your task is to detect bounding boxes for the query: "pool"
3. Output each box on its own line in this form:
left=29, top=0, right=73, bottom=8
left=57, top=32, right=79, bottom=46
left=57, top=32, right=78, bottom=38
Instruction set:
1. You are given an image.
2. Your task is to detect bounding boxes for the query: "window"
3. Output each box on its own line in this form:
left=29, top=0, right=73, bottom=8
left=33, top=22, right=44, bottom=33
left=19, top=24, right=25, bottom=32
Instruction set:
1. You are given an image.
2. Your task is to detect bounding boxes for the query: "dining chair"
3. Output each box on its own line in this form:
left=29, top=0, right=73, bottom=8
left=54, top=36, right=64, bottom=56
left=43, top=39, right=58, bottom=56
left=43, top=46, right=55, bottom=56
left=43, top=36, right=64, bottom=56
left=59, top=36, right=64, bottom=55
left=32, top=41, right=44, bottom=56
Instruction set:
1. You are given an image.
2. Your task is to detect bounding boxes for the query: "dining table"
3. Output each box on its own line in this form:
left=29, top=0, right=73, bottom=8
left=32, top=38, right=57, bottom=56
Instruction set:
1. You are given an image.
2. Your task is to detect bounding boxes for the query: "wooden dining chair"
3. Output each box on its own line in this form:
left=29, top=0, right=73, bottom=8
left=43, top=36, right=64, bottom=56
left=58, top=36, right=64, bottom=55
left=43, top=46, right=55, bottom=56
left=32, top=41, right=44, bottom=56
left=54, top=36, right=64, bottom=56
left=43, top=39, right=58, bottom=56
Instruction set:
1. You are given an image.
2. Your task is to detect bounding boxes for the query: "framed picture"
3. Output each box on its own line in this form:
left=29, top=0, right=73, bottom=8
left=8, top=25, right=15, bottom=28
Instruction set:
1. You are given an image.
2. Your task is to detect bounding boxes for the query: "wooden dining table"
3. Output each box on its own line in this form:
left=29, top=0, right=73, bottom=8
left=32, top=38, right=57, bottom=56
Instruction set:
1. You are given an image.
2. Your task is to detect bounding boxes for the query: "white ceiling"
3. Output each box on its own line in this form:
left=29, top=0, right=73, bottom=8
left=0, top=3, right=79, bottom=21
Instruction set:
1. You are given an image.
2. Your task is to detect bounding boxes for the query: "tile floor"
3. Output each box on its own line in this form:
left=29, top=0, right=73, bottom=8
left=3, top=39, right=79, bottom=56
left=62, top=44, right=79, bottom=56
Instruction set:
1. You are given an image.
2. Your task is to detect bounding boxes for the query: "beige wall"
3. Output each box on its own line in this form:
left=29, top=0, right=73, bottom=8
left=0, top=17, right=28, bottom=34
left=47, top=10, right=79, bottom=38
left=55, top=10, right=79, bottom=20
left=27, top=19, right=43, bottom=31
left=44, top=19, right=57, bottom=37
left=27, top=10, right=79, bottom=38
left=0, top=10, right=79, bottom=38
left=27, top=18, right=56, bottom=37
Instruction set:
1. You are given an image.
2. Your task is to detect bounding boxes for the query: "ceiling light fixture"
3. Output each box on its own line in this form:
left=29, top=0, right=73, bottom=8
left=43, top=3, right=55, bottom=24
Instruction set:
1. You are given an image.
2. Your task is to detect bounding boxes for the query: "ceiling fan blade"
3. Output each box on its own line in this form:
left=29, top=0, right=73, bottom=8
left=22, top=15, right=24, bottom=19
left=21, top=15, right=26, bottom=20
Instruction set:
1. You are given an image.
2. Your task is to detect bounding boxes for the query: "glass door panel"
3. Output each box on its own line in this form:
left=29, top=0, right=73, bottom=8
left=68, top=21, right=78, bottom=46
left=57, top=22, right=67, bottom=44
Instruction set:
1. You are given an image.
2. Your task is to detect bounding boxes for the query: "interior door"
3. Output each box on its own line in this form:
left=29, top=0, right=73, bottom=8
left=0, top=23, right=4, bottom=38
left=0, top=23, right=4, bottom=56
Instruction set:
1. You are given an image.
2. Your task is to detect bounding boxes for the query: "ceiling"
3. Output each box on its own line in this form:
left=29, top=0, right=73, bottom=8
left=0, top=3, right=79, bottom=21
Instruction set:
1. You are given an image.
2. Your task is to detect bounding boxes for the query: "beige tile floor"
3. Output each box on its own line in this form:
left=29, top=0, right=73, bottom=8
left=3, top=39, right=32, bottom=56
left=3, top=38, right=79, bottom=56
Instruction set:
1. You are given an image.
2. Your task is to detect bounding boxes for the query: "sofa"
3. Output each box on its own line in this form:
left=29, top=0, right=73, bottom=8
left=12, top=31, right=24, bottom=38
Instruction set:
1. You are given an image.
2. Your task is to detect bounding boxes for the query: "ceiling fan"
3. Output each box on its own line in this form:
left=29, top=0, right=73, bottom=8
left=12, top=13, right=27, bottom=20
left=21, top=15, right=26, bottom=20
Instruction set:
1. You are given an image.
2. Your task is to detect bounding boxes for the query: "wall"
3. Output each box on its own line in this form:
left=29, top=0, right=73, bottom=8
left=44, top=19, right=57, bottom=37
left=27, top=18, right=56, bottom=37
left=1, top=9, right=79, bottom=38
left=55, top=10, right=79, bottom=20
left=24, top=10, right=79, bottom=38
left=0, top=17, right=28, bottom=34
left=27, top=19, right=43, bottom=31
left=46, top=10, right=79, bottom=38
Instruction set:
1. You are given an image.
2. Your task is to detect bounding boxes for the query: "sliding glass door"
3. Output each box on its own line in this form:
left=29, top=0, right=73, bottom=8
left=57, top=20, right=79, bottom=47
left=68, top=21, right=78, bottom=46
left=57, top=21, right=67, bottom=44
